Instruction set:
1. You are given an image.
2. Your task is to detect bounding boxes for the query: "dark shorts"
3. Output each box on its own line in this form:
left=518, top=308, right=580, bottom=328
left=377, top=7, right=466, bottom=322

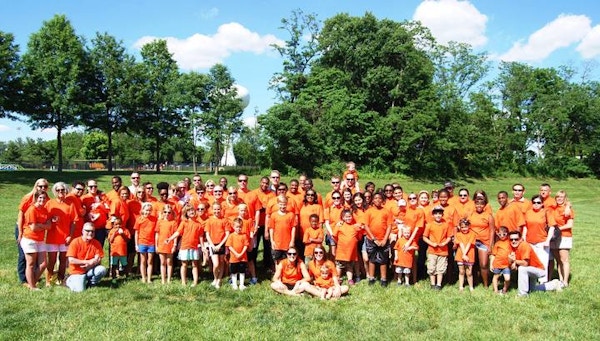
left=272, top=250, right=287, bottom=262
left=230, top=262, right=248, bottom=274
left=325, top=234, right=337, bottom=246
left=283, top=282, right=296, bottom=290
left=365, top=239, right=390, bottom=265
left=247, top=247, right=258, bottom=262
left=210, top=246, right=226, bottom=256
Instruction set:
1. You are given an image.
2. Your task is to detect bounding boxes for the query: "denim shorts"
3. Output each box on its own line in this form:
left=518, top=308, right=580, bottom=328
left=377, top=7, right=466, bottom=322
left=492, top=268, right=511, bottom=275
left=138, top=244, right=156, bottom=253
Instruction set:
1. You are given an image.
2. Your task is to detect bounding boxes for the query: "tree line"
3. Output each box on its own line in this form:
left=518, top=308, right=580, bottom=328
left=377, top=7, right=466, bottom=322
left=1, top=12, right=599, bottom=178
left=0, top=15, right=245, bottom=173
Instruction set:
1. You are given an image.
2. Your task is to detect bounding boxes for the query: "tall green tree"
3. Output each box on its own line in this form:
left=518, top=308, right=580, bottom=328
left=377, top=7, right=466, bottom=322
left=0, top=31, right=21, bottom=118
left=85, top=32, right=138, bottom=171
left=198, top=64, right=244, bottom=175
left=134, top=39, right=182, bottom=173
left=19, top=15, right=92, bottom=172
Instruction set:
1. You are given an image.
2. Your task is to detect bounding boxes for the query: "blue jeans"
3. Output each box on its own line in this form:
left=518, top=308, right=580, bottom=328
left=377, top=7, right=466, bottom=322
left=66, top=265, right=108, bottom=292
left=15, top=224, right=26, bottom=283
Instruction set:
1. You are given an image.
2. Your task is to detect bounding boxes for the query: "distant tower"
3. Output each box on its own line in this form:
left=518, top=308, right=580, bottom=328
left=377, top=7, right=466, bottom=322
left=219, top=84, right=249, bottom=168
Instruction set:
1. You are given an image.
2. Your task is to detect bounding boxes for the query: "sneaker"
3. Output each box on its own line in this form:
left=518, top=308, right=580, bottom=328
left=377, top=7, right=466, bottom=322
left=430, top=284, right=436, bottom=290
left=348, top=279, right=355, bottom=286
left=380, top=280, right=388, bottom=288
left=215, top=281, right=221, bottom=289
left=368, top=279, right=376, bottom=286
left=434, top=285, right=442, bottom=291
left=397, top=282, right=403, bottom=286
left=249, top=278, right=258, bottom=285
left=355, top=276, right=361, bottom=283
left=231, top=283, right=238, bottom=290
left=239, top=284, right=247, bottom=291
left=405, top=283, right=411, bottom=288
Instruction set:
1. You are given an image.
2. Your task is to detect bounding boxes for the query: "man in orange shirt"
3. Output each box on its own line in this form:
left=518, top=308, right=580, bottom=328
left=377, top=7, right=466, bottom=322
left=509, top=230, right=563, bottom=297
left=324, top=176, right=342, bottom=208
left=65, top=223, right=107, bottom=292
left=494, top=191, right=525, bottom=233
left=235, top=174, right=251, bottom=202
left=247, top=176, right=275, bottom=272
left=510, top=183, right=532, bottom=214
left=105, top=176, right=123, bottom=205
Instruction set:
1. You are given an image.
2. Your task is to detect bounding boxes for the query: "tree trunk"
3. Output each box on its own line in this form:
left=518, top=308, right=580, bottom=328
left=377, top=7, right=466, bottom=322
left=155, top=133, right=161, bottom=173
left=107, top=108, right=113, bottom=171
left=57, top=127, right=63, bottom=172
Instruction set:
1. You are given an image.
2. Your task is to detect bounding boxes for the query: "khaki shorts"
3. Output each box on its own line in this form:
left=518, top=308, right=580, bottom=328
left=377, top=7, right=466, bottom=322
left=427, top=254, right=448, bottom=275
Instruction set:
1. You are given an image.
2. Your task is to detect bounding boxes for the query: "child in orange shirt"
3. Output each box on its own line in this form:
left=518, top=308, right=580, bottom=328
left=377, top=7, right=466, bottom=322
left=226, top=217, right=250, bottom=290
left=237, top=204, right=258, bottom=285
left=133, top=202, right=157, bottom=283
left=303, top=214, right=324, bottom=263
left=394, top=226, right=418, bottom=286
left=423, top=206, right=452, bottom=290
left=333, top=209, right=362, bottom=285
left=454, top=218, right=476, bottom=292
left=155, top=204, right=178, bottom=284
left=489, top=226, right=512, bottom=294
left=166, top=205, right=204, bottom=286
left=108, top=217, right=131, bottom=280
left=268, top=195, right=297, bottom=264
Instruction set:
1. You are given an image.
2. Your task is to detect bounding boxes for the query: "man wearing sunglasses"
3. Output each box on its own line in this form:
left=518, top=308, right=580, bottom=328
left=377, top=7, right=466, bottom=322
left=508, top=231, right=563, bottom=297
left=65, top=223, right=107, bottom=292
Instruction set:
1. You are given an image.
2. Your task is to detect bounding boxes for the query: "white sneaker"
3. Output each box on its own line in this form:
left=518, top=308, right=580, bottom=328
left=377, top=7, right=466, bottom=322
left=215, top=280, right=221, bottom=289
left=231, top=283, right=238, bottom=290
left=239, top=284, right=247, bottom=291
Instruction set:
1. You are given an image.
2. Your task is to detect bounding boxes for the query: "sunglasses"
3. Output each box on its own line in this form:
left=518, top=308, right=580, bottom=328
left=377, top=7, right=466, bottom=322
left=287, top=252, right=297, bottom=256
left=346, top=178, right=355, bottom=181
left=513, top=189, right=524, bottom=192
left=459, top=194, right=468, bottom=197
left=314, top=251, right=324, bottom=255
left=83, top=229, right=95, bottom=233
left=306, top=194, right=315, bottom=197
left=409, top=197, right=417, bottom=200
left=75, top=187, right=84, bottom=191
left=238, top=179, right=247, bottom=182
left=88, top=185, right=98, bottom=188
left=37, top=185, right=48, bottom=189
left=510, top=238, right=520, bottom=241
left=332, top=196, right=341, bottom=199
left=131, top=177, right=140, bottom=179
left=57, top=188, right=66, bottom=192
left=271, top=176, right=280, bottom=179
left=331, top=181, right=340, bottom=184
left=533, top=201, right=543, bottom=204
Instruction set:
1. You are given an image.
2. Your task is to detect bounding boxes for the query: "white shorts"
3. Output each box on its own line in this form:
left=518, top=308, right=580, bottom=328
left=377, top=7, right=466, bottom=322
left=20, top=237, right=46, bottom=253
left=45, top=243, right=68, bottom=253
left=178, top=249, right=200, bottom=261
left=551, top=236, right=572, bottom=250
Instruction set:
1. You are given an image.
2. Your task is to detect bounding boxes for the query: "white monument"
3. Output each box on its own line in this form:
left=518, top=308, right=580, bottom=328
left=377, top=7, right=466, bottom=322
left=219, top=84, right=250, bottom=167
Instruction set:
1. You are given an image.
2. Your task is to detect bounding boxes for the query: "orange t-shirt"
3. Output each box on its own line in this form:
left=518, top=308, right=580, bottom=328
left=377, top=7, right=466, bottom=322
left=491, top=239, right=511, bottom=269
left=454, top=200, right=475, bottom=219
left=156, top=219, right=177, bottom=254
left=65, top=193, right=85, bottom=238
left=205, top=216, right=232, bottom=245
left=280, top=258, right=305, bottom=285
left=365, top=206, right=393, bottom=240
left=333, top=222, right=361, bottom=262
left=510, top=199, right=532, bottom=215
left=454, top=230, right=476, bottom=263
left=222, top=199, right=245, bottom=221
left=553, top=205, right=574, bottom=237
left=468, top=211, right=494, bottom=247
left=249, top=189, right=275, bottom=226
left=127, top=199, right=143, bottom=230
left=393, top=237, right=417, bottom=268
left=494, top=204, right=525, bottom=232
left=314, top=274, right=335, bottom=289
left=226, top=232, right=250, bottom=263
left=303, top=227, right=324, bottom=257
left=514, top=241, right=544, bottom=269
left=268, top=211, right=297, bottom=251
left=299, top=204, right=324, bottom=237
left=107, top=198, right=130, bottom=229
left=18, top=192, right=35, bottom=213
left=23, top=205, right=49, bottom=241
left=133, top=215, right=157, bottom=246
left=423, top=219, right=452, bottom=256
left=66, top=237, right=104, bottom=275
left=524, top=208, right=556, bottom=244
left=403, top=206, right=425, bottom=237
left=325, top=205, right=344, bottom=229
left=108, top=228, right=131, bottom=256
left=307, top=259, right=336, bottom=281
left=45, top=199, right=78, bottom=245
left=81, top=193, right=109, bottom=229
left=175, top=219, right=203, bottom=250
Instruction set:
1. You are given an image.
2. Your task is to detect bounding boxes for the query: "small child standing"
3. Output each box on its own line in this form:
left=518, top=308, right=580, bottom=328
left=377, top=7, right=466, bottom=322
left=423, top=206, right=452, bottom=290
left=333, top=209, right=362, bottom=285
left=166, top=205, right=204, bottom=286
left=155, top=205, right=178, bottom=284
left=226, top=217, right=250, bottom=290
left=108, top=217, right=131, bottom=280
left=489, top=226, right=512, bottom=294
left=303, top=214, right=324, bottom=263
left=393, top=226, right=418, bottom=286
left=454, top=218, right=476, bottom=292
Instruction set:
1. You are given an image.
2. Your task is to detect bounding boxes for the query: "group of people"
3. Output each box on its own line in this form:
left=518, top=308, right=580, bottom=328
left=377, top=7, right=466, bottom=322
left=15, top=164, right=574, bottom=298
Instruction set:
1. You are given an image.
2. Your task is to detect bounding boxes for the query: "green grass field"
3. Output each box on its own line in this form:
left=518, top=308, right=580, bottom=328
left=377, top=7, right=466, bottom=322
left=1, top=171, right=599, bottom=340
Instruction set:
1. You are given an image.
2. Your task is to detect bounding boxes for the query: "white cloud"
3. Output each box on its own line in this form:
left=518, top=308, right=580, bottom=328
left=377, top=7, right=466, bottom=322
left=243, top=115, right=256, bottom=128
left=413, top=0, right=488, bottom=47
left=133, top=22, right=284, bottom=70
left=499, top=14, right=592, bottom=62
left=577, top=25, right=600, bottom=59
left=0, top=125, right=10, bottom=132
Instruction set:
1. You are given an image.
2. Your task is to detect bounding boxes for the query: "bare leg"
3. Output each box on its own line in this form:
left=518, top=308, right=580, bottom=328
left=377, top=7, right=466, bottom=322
left=146, top=253, right=154, bottom=283
left=559, top=249, right=570, bottom=286
left=458, top=264, right=465, bottom=291
left=46, top=251, right=57, bottom=286
left=139, top=253, right=148, bottom=282
left=166, top=255, right=173, bottom=283
left=191, top=260, right=199, bottom=286
left=466, top=265, right=474, bottom=291
left=180, top=260, right=188, bottom=285
left=478, top=249, right=490, bottom=287
left=57, top=252, right=67, bottom=283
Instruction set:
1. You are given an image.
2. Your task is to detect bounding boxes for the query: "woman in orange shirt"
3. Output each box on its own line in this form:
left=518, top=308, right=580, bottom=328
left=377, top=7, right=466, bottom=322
left=166, top=205, right=203, bottom=286
left=551, top=190, right=574, bottom=286
left=352, top=192, right=369, bottom=281
left=270, top=246, right=311, bottom=296
left=299, top=190, right=324, bottom=256
left=468, top=198, right=495, bottom=288
left=524, top=194, right=557, bottom=283
left=45, top=182, right=78, bottom=286
left=21, top=190, right=51, bottom=290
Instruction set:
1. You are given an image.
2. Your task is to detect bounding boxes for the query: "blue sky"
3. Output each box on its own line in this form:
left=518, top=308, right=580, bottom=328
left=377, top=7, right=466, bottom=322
left=1, top=0, right=599, bottom=142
